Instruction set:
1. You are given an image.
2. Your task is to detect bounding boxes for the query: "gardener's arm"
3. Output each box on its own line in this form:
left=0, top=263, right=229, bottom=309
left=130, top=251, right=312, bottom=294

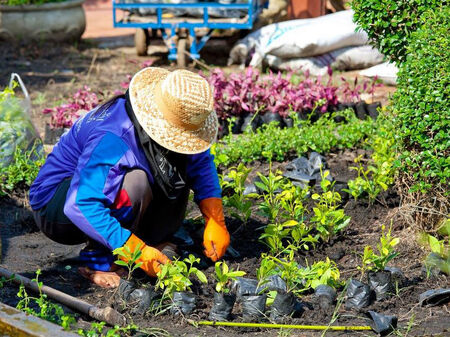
left=186, top=149, right=230, bottom=262
left=64, top=132, right=168, bottom=276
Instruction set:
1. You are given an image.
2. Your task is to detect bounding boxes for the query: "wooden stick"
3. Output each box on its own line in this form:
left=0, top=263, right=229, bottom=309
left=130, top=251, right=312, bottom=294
left=0, top=267, right=126, bottom=327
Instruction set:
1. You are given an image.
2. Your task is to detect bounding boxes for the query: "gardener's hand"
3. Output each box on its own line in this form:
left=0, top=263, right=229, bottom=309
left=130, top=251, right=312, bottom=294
left=122, top=234, right=170, bottom=277
left=199, top=198, right=230, bottom=262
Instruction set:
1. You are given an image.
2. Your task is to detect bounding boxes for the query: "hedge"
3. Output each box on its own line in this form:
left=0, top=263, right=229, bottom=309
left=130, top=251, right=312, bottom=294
left=351, top=0, right=441, bottom=64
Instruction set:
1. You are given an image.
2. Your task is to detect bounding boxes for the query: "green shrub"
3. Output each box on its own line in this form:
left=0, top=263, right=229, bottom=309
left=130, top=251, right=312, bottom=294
left=0, top=146, right=45, bottom=196
left=213, top=110, right=377, bottom=166
left=393, top=8, right=449, bottom=192
left=393, top=8, right=449, bottom=230
left=351, top=0, right=441, bottom=63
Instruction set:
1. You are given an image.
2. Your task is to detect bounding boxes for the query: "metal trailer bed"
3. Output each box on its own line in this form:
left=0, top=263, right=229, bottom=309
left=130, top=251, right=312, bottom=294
left=112, top=0, right=267, bottom=66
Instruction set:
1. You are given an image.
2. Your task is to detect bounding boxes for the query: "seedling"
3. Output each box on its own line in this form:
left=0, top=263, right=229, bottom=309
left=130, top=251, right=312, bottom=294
left=156, top=254, right=207, bottom=298
left=255, top=166, right=285, bottom=222
left=277, top=183, right=309, bottom=222
left=113, top=242, right=143, bottom=280
left=311, top=170, right=351, bottom=242
left=258, top=253, right=342, bottom=295
left=221, top=163, right=256, bottom=226
left=214, top=261, right=246, bottom=294
left=419, top=222, right=449, bottom=275
left=259, top=220, right=297, bottom=256
left=359, top=224, right=399, bottom=275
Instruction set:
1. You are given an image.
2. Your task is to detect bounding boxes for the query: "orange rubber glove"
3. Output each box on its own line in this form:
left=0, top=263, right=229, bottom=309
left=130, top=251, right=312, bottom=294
left=122, top=234, right=170, bottom=277
left=199, top=197, right=230, bottom=262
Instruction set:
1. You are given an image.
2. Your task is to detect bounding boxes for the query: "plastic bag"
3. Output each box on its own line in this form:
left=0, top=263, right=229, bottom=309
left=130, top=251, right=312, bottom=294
left=209, top=292, right=236, bottom=321
left=171, top=291, right=196, bottom=315
left=241, top=294, right=266, bottom=321
left=0, top=73, right=43, bottom=168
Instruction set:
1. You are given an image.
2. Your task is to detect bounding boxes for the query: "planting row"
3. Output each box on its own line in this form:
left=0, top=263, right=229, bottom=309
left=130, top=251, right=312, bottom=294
left=40, top=67, right=382, bottom=134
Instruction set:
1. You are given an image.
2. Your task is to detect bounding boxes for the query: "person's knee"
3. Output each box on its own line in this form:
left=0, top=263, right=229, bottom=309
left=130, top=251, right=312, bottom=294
left=110, top=170, right=152, bottom=227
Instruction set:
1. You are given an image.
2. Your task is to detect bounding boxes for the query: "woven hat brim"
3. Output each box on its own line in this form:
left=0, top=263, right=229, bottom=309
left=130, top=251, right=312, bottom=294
left=129, top=67, right=218, bottom=155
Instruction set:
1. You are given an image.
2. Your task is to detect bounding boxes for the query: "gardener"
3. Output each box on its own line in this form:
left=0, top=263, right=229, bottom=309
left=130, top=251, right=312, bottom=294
left=29, top=67, right=230, bottom=288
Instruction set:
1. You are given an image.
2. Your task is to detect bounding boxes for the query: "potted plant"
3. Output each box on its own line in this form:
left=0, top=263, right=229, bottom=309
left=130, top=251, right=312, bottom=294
left=0, top=0, right=85, bottom=42
left=209, top=261, right=245, bottom=321
left=155, top=254, right=207, bottom=315
left=359, top=224, right=399, bottom=300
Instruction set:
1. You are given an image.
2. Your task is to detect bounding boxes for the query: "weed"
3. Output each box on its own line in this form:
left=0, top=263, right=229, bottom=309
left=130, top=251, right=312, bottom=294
left=16, top=270, right=76, bottom=330
left=78, top=321, right=169, bottom=337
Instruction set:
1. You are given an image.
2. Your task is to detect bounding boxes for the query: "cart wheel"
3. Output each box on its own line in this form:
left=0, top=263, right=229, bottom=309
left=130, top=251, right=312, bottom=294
left=135, top=29, right=149, bottom=56
left=177, top=37, right=189, bottom=68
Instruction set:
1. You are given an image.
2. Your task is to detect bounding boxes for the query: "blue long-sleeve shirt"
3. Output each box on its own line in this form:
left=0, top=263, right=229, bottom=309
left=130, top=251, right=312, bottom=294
left=29, top=98, right=221, bottom=250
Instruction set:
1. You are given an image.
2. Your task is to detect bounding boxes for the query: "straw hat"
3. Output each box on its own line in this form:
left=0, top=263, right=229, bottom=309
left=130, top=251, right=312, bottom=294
left=128, top=67, right=218, bottom=154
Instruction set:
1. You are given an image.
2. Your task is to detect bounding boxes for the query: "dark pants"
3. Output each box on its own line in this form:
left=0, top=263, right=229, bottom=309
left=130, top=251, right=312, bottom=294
left=33, top=170, right=190, bottom=248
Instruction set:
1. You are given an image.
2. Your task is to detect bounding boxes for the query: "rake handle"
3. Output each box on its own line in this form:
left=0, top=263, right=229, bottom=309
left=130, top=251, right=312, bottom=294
left=0, top=267, right=126, bottom=327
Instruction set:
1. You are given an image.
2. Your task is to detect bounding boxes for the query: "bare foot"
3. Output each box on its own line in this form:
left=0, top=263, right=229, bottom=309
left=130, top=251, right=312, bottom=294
left=78, top=265, right=127, bottom=288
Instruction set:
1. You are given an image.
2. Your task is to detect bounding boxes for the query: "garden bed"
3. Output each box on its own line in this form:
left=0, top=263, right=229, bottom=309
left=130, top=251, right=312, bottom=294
left=1, top=149, right=448, bottom=336
left=0, top=40, right=447, bottom=337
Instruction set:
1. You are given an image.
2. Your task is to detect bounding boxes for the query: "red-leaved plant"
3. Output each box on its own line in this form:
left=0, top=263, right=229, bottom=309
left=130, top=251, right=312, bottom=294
left=43, top=86, right=101, bottom=129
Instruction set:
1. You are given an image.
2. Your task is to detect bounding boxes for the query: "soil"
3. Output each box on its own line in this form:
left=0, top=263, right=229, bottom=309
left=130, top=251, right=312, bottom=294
left=1, top=150, right=449, bottom=337
left=0, top=41, right=447, bottom=336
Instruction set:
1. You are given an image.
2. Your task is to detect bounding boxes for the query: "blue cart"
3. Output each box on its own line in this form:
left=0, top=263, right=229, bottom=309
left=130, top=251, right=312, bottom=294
left=112, top=0, right=267, bottom=66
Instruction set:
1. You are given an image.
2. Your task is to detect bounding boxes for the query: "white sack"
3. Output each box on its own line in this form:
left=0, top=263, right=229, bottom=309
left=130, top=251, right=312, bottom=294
left=265, top=45, right=385, bottom=76
left=228, top=10, right=368, bottom=67
left=360, top=62, right=398, bottom=86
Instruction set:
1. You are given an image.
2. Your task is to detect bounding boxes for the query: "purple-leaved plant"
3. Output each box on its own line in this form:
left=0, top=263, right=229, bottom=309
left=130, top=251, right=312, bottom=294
left=205, top=67, right=340, bottom=119
left=42, top=86, right=101, bottom=128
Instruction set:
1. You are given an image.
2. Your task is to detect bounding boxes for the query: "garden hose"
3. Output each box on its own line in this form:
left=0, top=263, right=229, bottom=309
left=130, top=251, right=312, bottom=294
left=190, top=320, right=373, bottom=331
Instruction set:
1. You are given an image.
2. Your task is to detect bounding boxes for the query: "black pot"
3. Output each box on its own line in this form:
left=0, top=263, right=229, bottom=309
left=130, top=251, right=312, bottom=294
left=118, top=279, right=136, bottom=301
left=368, top=270, right=394, bottom=301
left=241, top=294, right=266, bottom=321
left=218, top=118, right=229, bottom=138
left=209, top=292, right=236, bottom=321
left=336, top=103, right=347, bottom=111
left=297, top=108, right=311, bottom=121
left=171, top=291, right=196, bottom=315
left=230, top=116, right=244, bottom=134
left=270, top=291, right=296, bottom=320
left=314, top=284, right=337, bottom=310
left=261, top=111, right=284, bottom=127
left=44, top=124, right=67, bottom=145
left=346, top=279, right=373, bottom=310
left=344, top=102, right=356, bottom=113
left=355, top=101, right=368, bottom=120
left=232, top=277, right=258, bottom=300
left=240, top=113, right=262, bottom=133
left=282, top=116, right=294, bottom=128
left=366, top=102, right=381, bottom=120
